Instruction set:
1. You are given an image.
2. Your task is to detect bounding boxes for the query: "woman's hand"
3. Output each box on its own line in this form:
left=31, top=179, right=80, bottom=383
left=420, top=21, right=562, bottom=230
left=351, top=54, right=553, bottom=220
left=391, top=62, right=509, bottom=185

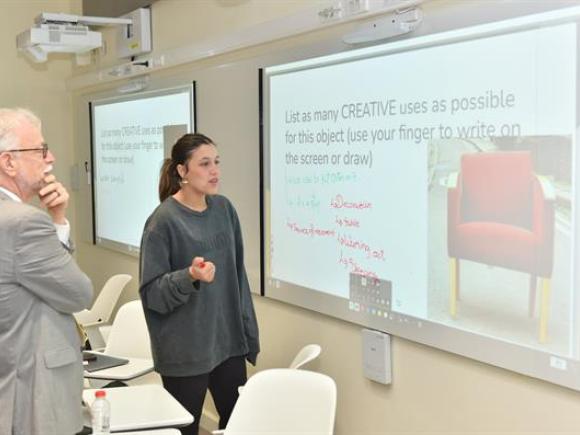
left=189, top=256, right=215, bottom=283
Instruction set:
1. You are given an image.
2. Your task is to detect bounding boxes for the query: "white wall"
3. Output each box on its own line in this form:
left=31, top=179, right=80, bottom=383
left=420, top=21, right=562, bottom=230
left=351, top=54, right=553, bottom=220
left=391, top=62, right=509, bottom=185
left=1, top=0, right=81, bottom=226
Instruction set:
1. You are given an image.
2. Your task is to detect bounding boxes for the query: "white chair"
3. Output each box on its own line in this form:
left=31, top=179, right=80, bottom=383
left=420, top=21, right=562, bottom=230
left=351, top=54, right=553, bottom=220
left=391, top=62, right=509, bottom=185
left=237, top=344, right=322, bottom=395
left=104, top=300, right=151, bottom=358
left=86, top=300, right=161, bottom=387
left=289, top=344, right=322, bottom=369
left=215, top=368, right=336, bottom=435
left=75, top=274, right=132, bottom=349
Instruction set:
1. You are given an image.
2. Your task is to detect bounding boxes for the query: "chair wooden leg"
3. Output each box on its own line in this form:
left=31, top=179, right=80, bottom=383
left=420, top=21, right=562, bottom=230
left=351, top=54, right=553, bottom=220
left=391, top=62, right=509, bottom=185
left=529, top=275, right=537, bottom=318
left=539, top=278, right=551, bottom=343
left=450, top=258, right=458, bottom=317
left=456, top=259, right=461, bottom=301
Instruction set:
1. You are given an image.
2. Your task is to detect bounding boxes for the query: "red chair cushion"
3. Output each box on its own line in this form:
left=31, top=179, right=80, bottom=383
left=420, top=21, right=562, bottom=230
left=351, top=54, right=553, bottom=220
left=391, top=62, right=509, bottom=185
left=461, top=152, right=534, bottom=229
left=454, top=221, right=545, bottom=275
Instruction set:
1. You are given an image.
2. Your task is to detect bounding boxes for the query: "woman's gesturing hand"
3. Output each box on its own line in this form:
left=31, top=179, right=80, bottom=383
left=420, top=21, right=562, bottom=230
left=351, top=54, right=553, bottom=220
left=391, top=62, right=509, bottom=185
left=189, top=256, right=215, bottom=283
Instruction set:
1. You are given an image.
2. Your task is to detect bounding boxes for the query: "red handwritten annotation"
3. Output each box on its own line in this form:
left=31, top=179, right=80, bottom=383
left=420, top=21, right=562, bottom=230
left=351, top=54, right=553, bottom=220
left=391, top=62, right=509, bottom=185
left=330, top=194, right=372, bottom=210
left=286, top=221, right=336, bottom=237
left=338, top=252, right=379, bottom=279
left=337, top=233, right=385, bottom=261
left=335, top=216, right=360, bottom=228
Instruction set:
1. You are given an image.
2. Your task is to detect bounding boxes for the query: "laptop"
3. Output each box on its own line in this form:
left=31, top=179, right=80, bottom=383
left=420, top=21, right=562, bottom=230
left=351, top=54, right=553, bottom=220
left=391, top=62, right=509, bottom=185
left=83, top=351, right=129, bottom=372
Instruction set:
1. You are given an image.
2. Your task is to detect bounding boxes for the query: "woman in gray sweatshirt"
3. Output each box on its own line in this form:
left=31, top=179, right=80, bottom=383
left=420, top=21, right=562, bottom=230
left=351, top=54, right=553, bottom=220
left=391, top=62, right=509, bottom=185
left=139, top=133, right=260, bottom=435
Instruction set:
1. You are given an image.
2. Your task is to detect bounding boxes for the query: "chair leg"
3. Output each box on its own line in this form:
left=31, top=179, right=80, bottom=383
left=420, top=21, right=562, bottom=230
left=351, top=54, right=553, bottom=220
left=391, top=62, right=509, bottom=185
left=450, top=258, right=458, bottom=317
left=529, top=275, right=537, bottom=318
left=539, top=278, right=551, bottom=343
left=456, top=259, right=461, bottom=301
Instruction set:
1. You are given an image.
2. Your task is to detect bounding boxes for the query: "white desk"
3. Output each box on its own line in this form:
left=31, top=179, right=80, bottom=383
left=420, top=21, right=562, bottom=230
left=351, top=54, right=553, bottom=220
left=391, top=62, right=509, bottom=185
left=84, top=352, right=154, bottom=381
left=83, top=385, right=193, bottom=432
left=114, top=430, right=180, bottom=435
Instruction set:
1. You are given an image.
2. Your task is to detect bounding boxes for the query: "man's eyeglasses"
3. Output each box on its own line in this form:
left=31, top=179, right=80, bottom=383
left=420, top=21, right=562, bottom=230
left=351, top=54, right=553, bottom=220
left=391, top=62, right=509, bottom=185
left=6, top=143, right=49, bottom=159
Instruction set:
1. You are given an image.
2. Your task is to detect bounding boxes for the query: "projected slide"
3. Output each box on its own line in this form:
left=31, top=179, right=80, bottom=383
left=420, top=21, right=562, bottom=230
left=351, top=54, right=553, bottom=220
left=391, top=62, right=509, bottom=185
left=263, top=7, right=580, bottom=389
left=92, top=86, right=194, bottom=252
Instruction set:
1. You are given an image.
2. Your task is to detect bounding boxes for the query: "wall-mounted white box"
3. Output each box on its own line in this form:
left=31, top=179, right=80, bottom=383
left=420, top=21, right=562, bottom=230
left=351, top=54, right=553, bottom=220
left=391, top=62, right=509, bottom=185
left=362, top=328, right=392, bottom=384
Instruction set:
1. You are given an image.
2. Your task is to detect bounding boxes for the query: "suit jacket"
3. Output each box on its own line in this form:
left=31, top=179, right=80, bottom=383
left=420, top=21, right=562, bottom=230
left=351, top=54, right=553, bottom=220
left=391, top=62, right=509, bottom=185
left=0, top=190, right=93, bottom=435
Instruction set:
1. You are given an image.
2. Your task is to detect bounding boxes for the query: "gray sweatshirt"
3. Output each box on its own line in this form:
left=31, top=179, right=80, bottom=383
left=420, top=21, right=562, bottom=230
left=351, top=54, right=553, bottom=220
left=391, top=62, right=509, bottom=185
left=139, top=195, right=259, bottom=376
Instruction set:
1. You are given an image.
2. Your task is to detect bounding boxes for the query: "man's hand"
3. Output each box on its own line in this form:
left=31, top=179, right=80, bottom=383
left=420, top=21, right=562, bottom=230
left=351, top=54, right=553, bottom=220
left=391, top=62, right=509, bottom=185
left=189, top=256, right=216, bottom=283
left=38, top=174, right=69, bottom=224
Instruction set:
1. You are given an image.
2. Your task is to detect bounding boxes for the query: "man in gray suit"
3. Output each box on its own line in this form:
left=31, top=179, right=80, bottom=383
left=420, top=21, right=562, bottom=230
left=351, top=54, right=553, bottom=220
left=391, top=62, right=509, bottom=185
left=0, top=108, right=93, bottom=435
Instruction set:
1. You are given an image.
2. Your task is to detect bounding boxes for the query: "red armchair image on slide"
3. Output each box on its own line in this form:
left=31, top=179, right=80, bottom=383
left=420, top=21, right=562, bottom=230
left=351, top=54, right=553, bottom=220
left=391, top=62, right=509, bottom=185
left=447, top=151, right=555, bottom=342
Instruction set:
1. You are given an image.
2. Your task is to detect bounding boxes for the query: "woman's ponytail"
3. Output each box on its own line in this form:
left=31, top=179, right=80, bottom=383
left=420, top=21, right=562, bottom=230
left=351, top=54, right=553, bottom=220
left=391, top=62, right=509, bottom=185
left=158, top=158, right=180, bottom=202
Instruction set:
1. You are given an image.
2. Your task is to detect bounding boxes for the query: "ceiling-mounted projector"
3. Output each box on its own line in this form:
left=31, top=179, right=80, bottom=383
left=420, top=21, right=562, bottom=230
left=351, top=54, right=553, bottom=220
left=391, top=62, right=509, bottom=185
left=16, top=12, right=132, bottom=64
left=342, top=7, right=423, bottom=45
left=17, top=23, right=102, bottom=63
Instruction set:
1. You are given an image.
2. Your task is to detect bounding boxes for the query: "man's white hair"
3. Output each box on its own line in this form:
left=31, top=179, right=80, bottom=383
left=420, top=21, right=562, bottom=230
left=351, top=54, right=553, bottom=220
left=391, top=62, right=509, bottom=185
left=0, top=108, right=42, bottom=152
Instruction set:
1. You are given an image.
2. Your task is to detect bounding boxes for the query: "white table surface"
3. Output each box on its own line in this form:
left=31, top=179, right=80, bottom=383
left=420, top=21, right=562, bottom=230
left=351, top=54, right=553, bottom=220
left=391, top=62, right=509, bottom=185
left=83, top=384, right=193, bottom=432
left=113, top=430, right=180, bottom=435
left=83, top=352, right=154, bottom=380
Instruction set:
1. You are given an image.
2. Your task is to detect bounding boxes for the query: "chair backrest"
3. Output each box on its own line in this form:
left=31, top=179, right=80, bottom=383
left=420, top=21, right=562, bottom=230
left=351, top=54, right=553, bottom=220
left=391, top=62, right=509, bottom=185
left=289, top=344, right=322, bottom=369
left=460, top=151, right=534, bottom=228
left=79, top=274, right=132, bottom=325
left=225, top=368, right=336, bottom=434
left=104, top=300, right=152, bottom=359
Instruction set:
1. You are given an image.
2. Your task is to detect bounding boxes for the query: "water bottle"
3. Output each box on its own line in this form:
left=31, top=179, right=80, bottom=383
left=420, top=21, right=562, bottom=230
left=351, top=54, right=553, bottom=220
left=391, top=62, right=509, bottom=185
left=91, top=389, right=111, bottom=435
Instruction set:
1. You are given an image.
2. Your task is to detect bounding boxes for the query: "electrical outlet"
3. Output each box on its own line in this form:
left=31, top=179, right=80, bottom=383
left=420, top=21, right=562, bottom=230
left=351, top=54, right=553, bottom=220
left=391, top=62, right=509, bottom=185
left=346, top=0, right=370, bottom=15
left=151, top=55, right=165, bottom=68
left=318, top=3, right=343, bottom=23
left=98, top=40, right=108, bottom=56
